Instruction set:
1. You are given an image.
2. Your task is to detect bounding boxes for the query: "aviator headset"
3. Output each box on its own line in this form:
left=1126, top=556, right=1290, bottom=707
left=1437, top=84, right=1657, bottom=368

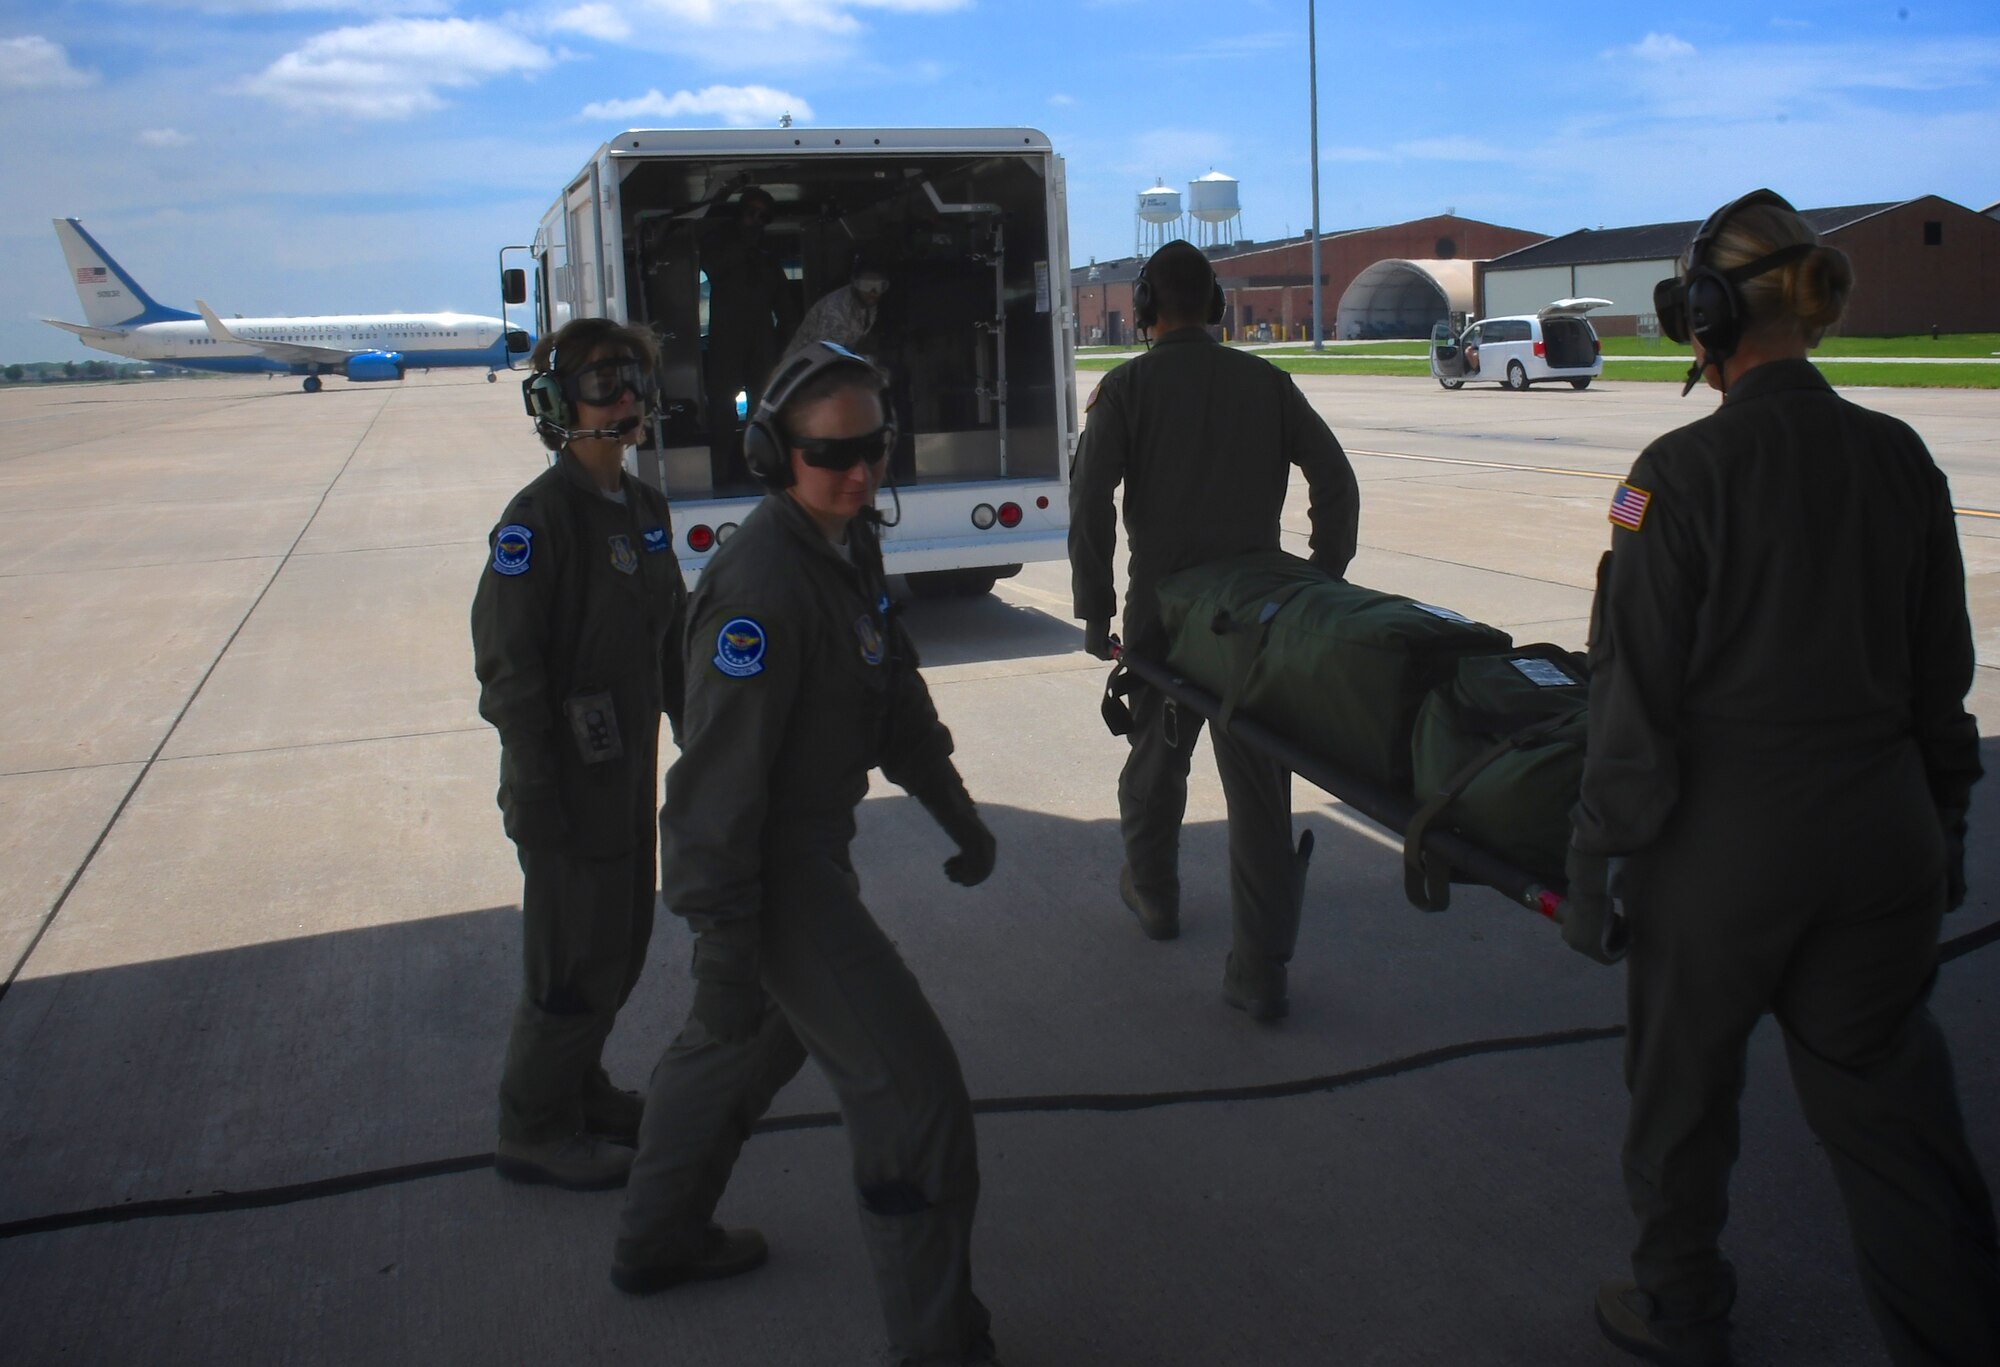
left=522, top=345, right=656, bottom=444
left=1132, top=244, right=1226, bottom=335
left=742, top=341, right=897, bottom=490
left=1653, top=188, right=1815, bottom=395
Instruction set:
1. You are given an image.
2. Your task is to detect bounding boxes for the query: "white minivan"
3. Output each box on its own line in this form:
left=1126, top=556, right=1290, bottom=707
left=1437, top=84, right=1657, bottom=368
left=1431, top=298, right=1609, bottom=391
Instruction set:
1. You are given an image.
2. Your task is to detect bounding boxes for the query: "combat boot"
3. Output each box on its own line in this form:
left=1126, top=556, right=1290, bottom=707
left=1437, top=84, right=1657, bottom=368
left=1223, top=951, right=1288, bottom=1022
left=1119, top=865, right=1180, bottom=941
left=494, top=1132, right=634, bottom=1190
left=610, top=1224, right=768, bottom=1294
left=581, top=1073, right=644, bottom=1144
left=1594, top=1281, right=1734, bottom=1367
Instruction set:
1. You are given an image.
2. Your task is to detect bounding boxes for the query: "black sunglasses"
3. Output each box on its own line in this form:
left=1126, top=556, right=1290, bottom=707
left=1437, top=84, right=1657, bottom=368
left=795, top=424, right=896, bottom=472
left=568, top=357, right=648, bottom=407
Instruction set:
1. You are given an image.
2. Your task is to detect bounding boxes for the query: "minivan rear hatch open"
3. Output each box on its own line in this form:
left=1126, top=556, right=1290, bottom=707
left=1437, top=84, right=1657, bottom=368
left=1538, top=297, right=1612, bottom=318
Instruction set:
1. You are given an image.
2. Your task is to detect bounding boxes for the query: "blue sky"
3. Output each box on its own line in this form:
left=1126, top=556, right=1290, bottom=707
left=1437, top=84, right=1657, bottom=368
left=3, top=0, right=1997, bottom=362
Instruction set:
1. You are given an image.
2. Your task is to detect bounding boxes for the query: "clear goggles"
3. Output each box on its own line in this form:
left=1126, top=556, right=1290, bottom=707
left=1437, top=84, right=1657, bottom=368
left=567, top=357, right=649, bottom=407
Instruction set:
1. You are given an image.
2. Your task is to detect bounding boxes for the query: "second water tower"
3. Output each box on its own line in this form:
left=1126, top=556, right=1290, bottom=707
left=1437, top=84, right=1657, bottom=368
left=1187, top=170, right=1242, bottom=248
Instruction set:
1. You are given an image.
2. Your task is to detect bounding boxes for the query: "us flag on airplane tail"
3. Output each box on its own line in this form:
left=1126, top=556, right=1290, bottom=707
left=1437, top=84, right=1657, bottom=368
left=1609, top=483, right=1651, bottom=531
left=75, top=267, right=106, bottom=283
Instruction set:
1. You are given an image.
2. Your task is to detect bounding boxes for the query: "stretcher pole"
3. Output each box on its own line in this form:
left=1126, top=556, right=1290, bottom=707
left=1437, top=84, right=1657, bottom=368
left=1114, top=648, right=1566, bottom=922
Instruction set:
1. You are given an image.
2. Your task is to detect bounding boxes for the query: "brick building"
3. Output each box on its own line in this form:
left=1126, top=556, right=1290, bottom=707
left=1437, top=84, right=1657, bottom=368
left=1072, top=214, right=1548, bottom=345
left=1481, top=195, right=2000, bottom=337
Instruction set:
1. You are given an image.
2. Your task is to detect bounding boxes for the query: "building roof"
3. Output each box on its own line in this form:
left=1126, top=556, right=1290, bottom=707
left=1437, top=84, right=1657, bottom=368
left=1070, top=218, right=1524, bottom=284
left=1486, top=202, right=1903, bottom=270
left=1984, top=199, right=2000, bottom=218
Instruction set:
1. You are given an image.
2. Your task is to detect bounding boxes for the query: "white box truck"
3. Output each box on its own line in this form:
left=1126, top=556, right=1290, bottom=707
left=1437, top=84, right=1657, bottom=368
left=504, top=127, right=1076, bottom=595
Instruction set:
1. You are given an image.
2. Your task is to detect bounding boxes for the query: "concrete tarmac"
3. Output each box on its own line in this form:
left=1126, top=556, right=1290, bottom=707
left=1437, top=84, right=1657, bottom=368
left=1, top=370, right=1994, bottom=1366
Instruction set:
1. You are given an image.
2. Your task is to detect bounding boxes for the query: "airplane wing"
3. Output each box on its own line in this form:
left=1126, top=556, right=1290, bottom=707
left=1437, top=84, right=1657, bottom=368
left=195, top=299, right=355, bottom=366
left=43, top=318, right=130, bottom=344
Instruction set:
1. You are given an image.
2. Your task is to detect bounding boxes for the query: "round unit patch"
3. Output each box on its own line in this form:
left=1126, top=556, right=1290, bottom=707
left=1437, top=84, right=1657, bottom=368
left=854, top=613, right=884, bottom=666
left=713, top=617, right=768, bottom=678
left=492, top=524, right=534, bottom=576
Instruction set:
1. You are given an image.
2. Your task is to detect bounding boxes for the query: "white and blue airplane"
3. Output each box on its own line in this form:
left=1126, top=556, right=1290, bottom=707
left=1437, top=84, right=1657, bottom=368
left=44, top=218, right=532, bottom=392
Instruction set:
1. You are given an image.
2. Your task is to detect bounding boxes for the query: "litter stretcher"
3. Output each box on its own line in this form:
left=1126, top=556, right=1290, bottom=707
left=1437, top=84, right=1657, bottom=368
left=1106, top=550, right=1591, bottom=924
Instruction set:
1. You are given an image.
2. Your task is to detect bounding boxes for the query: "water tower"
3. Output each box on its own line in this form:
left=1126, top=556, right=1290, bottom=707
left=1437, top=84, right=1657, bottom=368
left=1186, top=170, right=1242, bottom=248
left=1135, top=180, right=1184, bottom=256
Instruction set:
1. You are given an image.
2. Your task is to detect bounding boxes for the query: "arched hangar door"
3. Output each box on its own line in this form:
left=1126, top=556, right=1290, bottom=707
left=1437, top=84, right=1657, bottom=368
left=1334, top=259, right=1474, bottom=341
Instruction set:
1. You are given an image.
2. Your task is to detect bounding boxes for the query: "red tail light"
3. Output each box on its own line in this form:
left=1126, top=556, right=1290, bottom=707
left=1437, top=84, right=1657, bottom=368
left=1594, top=337, right=1602, bottom=356
left=997, top=502, right=1023, bottom=528
left=687, top=525, right=714, bottom=552
left=1532, top=340, right=1546, bottom=358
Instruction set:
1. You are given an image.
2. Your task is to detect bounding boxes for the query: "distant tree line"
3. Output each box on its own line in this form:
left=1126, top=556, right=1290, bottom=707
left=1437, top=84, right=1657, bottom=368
left=0, top=361, right=209, bottom=384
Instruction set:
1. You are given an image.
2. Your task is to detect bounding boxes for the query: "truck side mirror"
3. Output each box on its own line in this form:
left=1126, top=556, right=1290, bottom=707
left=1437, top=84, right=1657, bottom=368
left=501, top=269, right=527, bottom=306
left=505, top=329, right=532, bottom=355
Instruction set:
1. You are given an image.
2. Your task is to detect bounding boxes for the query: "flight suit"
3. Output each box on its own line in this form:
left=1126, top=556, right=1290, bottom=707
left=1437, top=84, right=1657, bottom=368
left=1573, top=360, right=1999, bottom=1364
left=1069, top=327, right=1360, bottom=988
left=702, top=227, right=799, bottom=491
left=471, top=453, right=688, bottom=1145
left=618, top=492, right=992, bottom=1365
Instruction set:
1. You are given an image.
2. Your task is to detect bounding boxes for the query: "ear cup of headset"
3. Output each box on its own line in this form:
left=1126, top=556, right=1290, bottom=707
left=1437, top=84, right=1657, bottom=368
left=522, top=370, right=572, bottom=433
left=1682, top=267, right=1743, bottom=360
left=1208, top=278, right=1225, bottom=326
left=741, top=412, right=790, bottom=488
left=1133, top=269, right=1156, bottom=332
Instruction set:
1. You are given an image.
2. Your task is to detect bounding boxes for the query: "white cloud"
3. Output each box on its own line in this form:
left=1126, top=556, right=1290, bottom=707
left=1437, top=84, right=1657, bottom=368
left=580, top=84, right=810, bottom=126
left=1628, top=32, right=1696, bottom=61
left=1048, top=93, right=1075, bottom=106
left=239, top=19, right=552, bottom=119
left=120, top=0, right=450, bottom=11
left=549, top=3, right=632, bottom=40
left=138, top=127, right=195, bottom=147
left=571, top=0, right=962, bottom=69
left=0, top=35, right=96, bottom=89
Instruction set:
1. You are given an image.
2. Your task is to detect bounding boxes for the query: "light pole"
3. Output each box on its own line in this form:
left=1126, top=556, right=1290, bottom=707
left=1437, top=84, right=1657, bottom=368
left=1309, top=0, right=1324, bottom=351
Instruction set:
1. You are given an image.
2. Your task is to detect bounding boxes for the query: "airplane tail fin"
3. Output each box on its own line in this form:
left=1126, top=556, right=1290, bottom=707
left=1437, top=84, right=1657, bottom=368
left=53, top=218, right=197, bottom=329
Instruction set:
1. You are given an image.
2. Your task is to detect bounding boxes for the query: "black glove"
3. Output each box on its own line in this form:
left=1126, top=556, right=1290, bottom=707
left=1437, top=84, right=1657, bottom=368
left=505, top=792, right=568, bottom=850
left=918, top=780, right=997, bottom=887
left=1082, top=618, right=1114, bottom=662
left=689, top=923, right=764, bottom=1044
left=1560, top=845, right=1630, bottom=965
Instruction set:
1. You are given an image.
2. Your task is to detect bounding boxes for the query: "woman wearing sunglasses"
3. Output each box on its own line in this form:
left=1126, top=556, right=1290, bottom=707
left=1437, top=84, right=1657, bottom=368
left=472, top=317, right=689, bottom=1191
left=615, top=343, right=1003, bottom=1367
left=1564, top=191, right=1998, bottom=1366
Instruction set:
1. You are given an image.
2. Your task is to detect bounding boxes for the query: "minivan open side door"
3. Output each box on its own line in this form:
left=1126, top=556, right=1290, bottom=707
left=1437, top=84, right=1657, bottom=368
left=1430, top=321, right=1466, bottom=382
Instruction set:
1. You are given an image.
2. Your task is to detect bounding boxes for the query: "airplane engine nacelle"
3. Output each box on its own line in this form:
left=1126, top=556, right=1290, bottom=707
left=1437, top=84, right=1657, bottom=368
left=344, top=351, right=405, bottom=383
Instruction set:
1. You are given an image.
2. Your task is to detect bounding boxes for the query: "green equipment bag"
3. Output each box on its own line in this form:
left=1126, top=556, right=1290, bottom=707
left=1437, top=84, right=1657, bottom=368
left=1404, top=646, right=1589, bottom=909
left=1156, top=550, right=1513, bottom=794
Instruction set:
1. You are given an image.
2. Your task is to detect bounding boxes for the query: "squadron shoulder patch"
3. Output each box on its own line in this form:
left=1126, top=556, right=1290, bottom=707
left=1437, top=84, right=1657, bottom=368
left=609, top=534, right=638, bottom=575
left=1608, top=483, right=1651, bottom=532
left=854, top=613, right=885, bottom=666
left=713, top=617, right=768, bottom=678
left=492, top=524, right=533, bottom=576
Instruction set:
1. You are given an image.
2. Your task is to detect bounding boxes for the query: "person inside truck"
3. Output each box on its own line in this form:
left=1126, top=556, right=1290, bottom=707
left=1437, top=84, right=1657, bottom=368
left=615, top=342, right=1003, bottom=1367
left=1070, top=238, right=1360, bottom=1023
left=472, top=317, right=689, bottom=1192
left=786, top=256, right=889, bottom=356
left=702, top=187, right=799, bottom=494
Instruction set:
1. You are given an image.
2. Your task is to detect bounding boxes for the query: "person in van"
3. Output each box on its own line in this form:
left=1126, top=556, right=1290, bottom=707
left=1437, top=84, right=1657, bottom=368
left=702, top=188, right=800, bottom=493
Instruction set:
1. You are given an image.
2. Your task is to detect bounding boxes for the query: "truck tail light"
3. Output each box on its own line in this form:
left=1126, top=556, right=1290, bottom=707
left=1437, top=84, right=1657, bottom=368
left=687, top=525, right=714, bottom=552
left=997, top=503, right=1023, bottom=528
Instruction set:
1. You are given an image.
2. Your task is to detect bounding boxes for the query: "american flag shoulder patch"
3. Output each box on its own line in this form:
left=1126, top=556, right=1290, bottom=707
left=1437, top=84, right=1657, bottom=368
left=1609, top=482, right=1651, bottom=531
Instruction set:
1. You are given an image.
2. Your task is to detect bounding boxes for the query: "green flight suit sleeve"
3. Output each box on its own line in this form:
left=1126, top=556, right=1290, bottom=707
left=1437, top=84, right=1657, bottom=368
left=659, top=594, right=800, bottom=929
left=470, top=502, right=564, bottom=800
left=1282, top=375, right=1360, bottom=578
left=1573, top=449, right=1703, bottom=857
left=1068, top=373, right=1128, bottom=624
left=1911, top=462, right=1981, bottom=822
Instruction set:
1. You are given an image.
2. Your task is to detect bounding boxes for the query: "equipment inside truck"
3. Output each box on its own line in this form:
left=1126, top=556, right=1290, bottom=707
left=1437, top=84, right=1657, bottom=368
left=615, top=153, right=1063, bottom=499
